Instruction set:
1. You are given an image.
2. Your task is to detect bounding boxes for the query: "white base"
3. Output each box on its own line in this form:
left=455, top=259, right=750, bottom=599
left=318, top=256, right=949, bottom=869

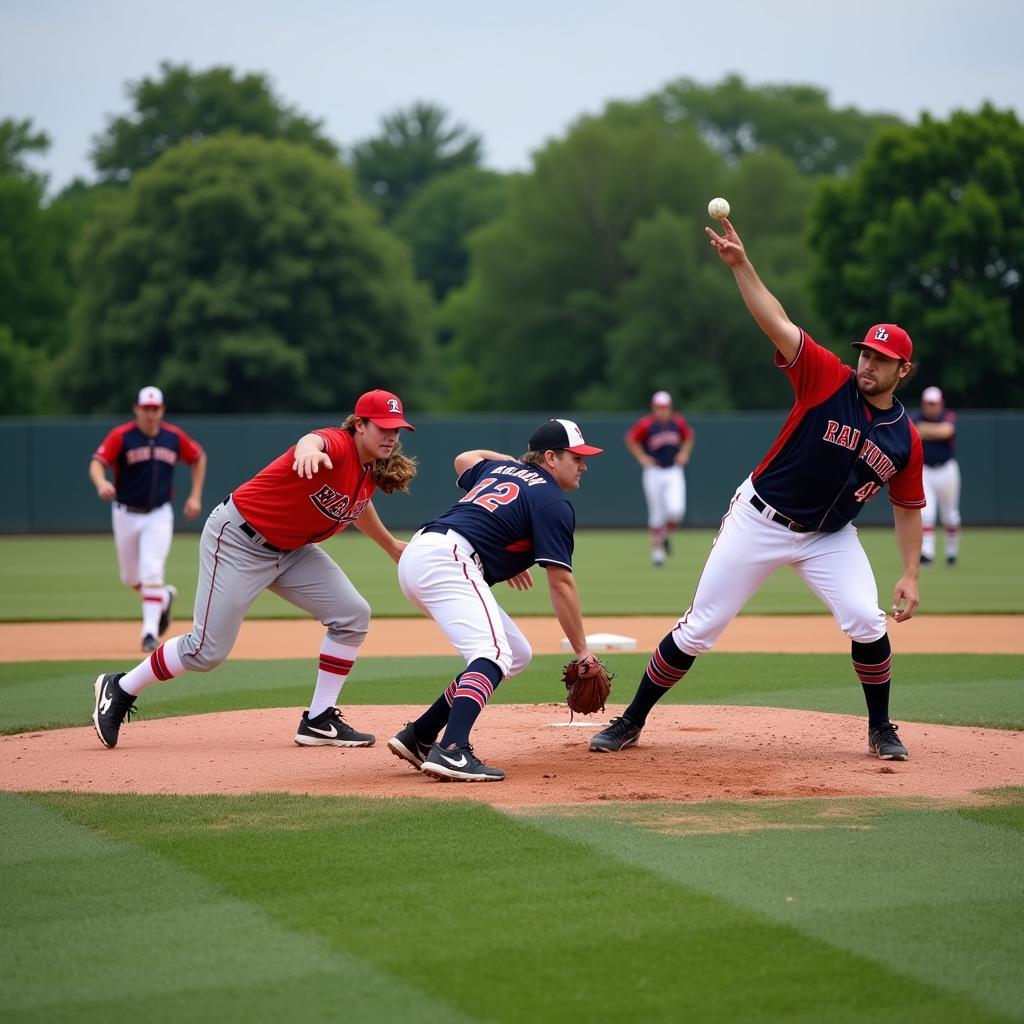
left=561, top=632, right=637, bottom=653
left=546, top=721, right=608, bottom=728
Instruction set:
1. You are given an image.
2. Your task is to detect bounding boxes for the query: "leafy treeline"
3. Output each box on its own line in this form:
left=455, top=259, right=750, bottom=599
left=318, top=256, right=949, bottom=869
left=1, top=64, right=1020, bottom=415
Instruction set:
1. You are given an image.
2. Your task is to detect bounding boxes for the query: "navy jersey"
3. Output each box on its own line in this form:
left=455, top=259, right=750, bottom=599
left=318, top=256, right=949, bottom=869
left=93, top=422, right=204, bottom=509
left=911, top=410, right=957, bottom=466
left=425, top=459, right=576, bottom=585
left=751, top=332, right=925, bottom=532
left=627, top=413, right=693, bottom=467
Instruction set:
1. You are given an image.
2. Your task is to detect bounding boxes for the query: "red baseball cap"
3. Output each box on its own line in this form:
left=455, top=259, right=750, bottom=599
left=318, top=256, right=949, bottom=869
left=353, top=389, right=414, bottom=431
left=852, top=324, right=913, bottom=362
left=528, top=418, right=603, bottom=456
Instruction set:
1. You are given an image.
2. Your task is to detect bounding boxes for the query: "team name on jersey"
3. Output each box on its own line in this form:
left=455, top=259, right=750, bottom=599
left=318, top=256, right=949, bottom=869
left=124, top=445, right=178, bottom=466
left=823, top=420, right=897, bottom=482
left=647, top=428, right=682, bottom=450
left=490, top=465, right=549, bottom=487
left=310, top=484, right=369, bottom=523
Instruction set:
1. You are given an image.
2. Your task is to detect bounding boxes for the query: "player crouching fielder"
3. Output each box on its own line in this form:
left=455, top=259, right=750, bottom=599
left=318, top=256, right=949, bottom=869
left=590, top=216, right=924, bottom=762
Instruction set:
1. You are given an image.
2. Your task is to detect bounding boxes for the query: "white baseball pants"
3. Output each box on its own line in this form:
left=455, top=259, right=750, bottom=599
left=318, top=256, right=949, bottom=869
left=398, top=528, right=532, bottom=678
left=642, top=465, right=686, bottom=529
left=922, top=460, right=961, bottom=559
left=671, top=477, right=886, bottom=656
left=112, top=501, right=173, bottom=589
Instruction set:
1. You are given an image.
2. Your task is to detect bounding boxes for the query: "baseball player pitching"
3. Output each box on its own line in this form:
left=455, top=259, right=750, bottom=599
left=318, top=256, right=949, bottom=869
left=89, top=386, right=206, bottom=652
left=387, top=418, right=604, bottom=781
left=912, top=386, right=961, bottom=565
left=625, top=390, right=696, bottom=566
left=91, top=389, right=416, bottom=750
left=591, top=216, right=924, bottom=762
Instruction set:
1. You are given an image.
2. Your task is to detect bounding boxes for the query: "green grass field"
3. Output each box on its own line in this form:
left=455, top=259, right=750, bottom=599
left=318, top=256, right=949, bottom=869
left=1, top=527, right=1022, bottom=619
left=2, top=529, right=1022, bottom=1022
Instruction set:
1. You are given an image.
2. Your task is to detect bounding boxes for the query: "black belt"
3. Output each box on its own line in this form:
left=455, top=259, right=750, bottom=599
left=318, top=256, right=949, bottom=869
left=925, top=462, right=949, bottom=468
left=421, top=524, right=482, bottom=564
left=117, top=503, right=155, bottom=514
left=223, top=495, right=289, bottom=552
left=750, top=494, right=808, bottom=533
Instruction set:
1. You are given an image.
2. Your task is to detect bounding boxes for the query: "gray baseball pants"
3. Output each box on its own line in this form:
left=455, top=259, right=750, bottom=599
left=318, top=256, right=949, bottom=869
left=174, top=497, right=370, bottom=671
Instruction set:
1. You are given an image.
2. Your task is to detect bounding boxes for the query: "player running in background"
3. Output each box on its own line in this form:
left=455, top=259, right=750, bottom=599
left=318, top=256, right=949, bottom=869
left=89, top=386, right=206, bottom=653
left=625, top=390, right=696, bottom=566
left=91, top=390, right=416, bottom=751
left=591, top=216, right=924, bottom=762
left=388, top=418, right=603, bottom=782
left=912, top=386, right=961, bottom=566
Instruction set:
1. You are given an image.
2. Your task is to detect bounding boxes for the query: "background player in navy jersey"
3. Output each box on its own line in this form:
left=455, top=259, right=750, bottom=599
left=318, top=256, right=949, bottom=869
left=591, top=216, right=924, bottom=762
left=625, top=390, right=696, bottom=566
left=912, top=386, right=961, bottom=566
left=388, top=418, right=604, bottom=781
left=89, top=386, right=206, bottom=652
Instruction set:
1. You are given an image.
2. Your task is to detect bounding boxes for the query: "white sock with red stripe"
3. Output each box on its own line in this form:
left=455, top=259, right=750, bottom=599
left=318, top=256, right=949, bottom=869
left=140, top=585, right=164, bottom=637
left=119, top=636, right=187, bottom=695
left=307, top=638, right=360, bottom=719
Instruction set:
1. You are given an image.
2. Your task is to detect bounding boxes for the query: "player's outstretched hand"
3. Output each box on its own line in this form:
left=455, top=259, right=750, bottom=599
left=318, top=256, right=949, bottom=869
left=506, top=570, right=534, bottom=591
left=705, top=217, right=747, bottom=267
left=891, top=574, right=920, bottom=623
left=293, top=451, right=334, bottom=479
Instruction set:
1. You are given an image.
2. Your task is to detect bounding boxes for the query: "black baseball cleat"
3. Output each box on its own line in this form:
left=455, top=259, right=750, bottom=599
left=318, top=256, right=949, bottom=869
left=295, top=707, right=375, bottom=747
left=93, top=672, right=137, bottom=748
left=387, top=722, right=433, bottom=770
left=868, top=721, right=909, bottom=761
left=946, top=555, right=957, bottom=567
left=421, top=743, right=505, bottom=782
left=589, top=715, right=643, bottom=752
left=664, top=535, right=672, bottom=557
left=920, top=554, right=933, bottom=566
left=142, top=634, right=158, bottom=653
left=158, top=585, right=177, bottom=636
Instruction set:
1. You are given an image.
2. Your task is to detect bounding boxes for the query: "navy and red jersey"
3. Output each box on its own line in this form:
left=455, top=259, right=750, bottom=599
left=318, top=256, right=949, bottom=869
left=92, top=421, right=203, bottom=510
left=627, top=413, right=693, bottom=467
left=424, top=459, right=576, bottom=585
left=911, top=410, right=957, bottom=466
left=751, top=331, right=925, bottom=532
left=232, top=428, right=376, bottom=550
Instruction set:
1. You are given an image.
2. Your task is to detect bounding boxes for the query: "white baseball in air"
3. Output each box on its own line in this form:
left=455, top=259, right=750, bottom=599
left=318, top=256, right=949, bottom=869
left=707, top=197, right=730, bottom=220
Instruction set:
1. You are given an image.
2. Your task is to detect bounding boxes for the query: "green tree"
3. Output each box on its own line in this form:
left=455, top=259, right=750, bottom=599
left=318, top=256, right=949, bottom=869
left=657, top=74, right=902, bottom=175
left=0, top=118, right=50, bottom=180
left=808, top=105, right=1024, bottom=405
left=352, top=102, right=482, bottom=223
left=92, top=62, right=337, bottom=181
left=58, top=133, right=434, bottom=413
left=391, top=166, right=509, bottom=299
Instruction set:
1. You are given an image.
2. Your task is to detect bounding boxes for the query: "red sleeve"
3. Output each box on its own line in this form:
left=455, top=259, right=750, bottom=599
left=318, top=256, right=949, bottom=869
left=672, top=413, right=693, bottom=440
left=776, top=331, right=851, bottom=405
left=312, top=427, right=350, bottom=464
left=92, top=424, right=128, bottom=466
left=889, top=427, right=926, bottom=508
left=164, top=423, right=204, bottom=465
left=626, top=417, right=650, bottom=444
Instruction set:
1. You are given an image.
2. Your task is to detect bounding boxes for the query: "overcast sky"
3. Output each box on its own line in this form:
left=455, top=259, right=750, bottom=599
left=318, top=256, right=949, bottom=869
left=2, top=0, right=1021, bottom=192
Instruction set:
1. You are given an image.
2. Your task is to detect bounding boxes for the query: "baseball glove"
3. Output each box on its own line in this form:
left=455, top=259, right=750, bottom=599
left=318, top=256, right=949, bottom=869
left=563, top=656, right=613, bottom=715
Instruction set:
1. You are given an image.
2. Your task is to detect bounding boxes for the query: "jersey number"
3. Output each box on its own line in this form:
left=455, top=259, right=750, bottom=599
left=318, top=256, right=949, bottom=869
left=854, top=481, right=882, bottom=504
left=459, top=477, right=521, bottom=511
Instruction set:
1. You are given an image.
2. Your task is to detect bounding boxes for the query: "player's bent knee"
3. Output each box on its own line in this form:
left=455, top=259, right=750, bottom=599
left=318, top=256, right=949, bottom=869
left=845, top=609, right=887, bottom=644
left=507, top=643, right=533, bottom=678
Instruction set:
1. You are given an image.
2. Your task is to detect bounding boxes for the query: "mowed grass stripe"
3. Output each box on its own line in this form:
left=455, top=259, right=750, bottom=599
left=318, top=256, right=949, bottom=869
left=0, top=793, right=479, bottom=1024
left=22, top=792, right=1012, bottom=1024
left=522, top=791, right=1024, bottom=1020
left=2, top=528, right=1022, bottom=620
left=1, top=654, right=1021, bottom=734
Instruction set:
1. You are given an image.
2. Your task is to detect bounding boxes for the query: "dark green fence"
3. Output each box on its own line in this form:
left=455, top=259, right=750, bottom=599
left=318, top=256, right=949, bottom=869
left=2, top=411, right=1021, bottom=533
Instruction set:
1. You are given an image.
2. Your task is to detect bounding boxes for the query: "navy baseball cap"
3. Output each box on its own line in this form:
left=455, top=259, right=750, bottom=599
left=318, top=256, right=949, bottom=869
left=852, top=324, right=913, bottom=362
left=528, top=419, right=603, bottom=456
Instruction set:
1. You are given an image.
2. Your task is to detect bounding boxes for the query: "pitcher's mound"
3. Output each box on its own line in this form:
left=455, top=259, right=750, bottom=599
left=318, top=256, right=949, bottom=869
left=4, top=705, right=1021, bottom=807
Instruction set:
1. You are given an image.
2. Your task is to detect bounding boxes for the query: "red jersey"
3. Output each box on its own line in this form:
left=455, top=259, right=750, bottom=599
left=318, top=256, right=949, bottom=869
left=232, top=428, right=376, bottom=550
left=627, top=413, right=693, bottom=468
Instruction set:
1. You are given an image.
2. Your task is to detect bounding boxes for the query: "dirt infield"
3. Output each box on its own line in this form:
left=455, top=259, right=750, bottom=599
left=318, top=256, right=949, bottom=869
left=3, top=614, right=1020, bottom=807
left=3, top=613, right=1023, bottom=661
left=4, top=704, right=1021, bottom=807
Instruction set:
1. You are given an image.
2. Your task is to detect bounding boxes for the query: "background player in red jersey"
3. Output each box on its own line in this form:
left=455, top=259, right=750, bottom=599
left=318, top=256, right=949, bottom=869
left=625, top=390, right=696, bottom=566
left=91, top=389, right=416, bottom=751
left=912, top=386, right=961, bottom=566
left=89, top=386, right=206, bottom=652
left=591, top=217, right=924, bottom=762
